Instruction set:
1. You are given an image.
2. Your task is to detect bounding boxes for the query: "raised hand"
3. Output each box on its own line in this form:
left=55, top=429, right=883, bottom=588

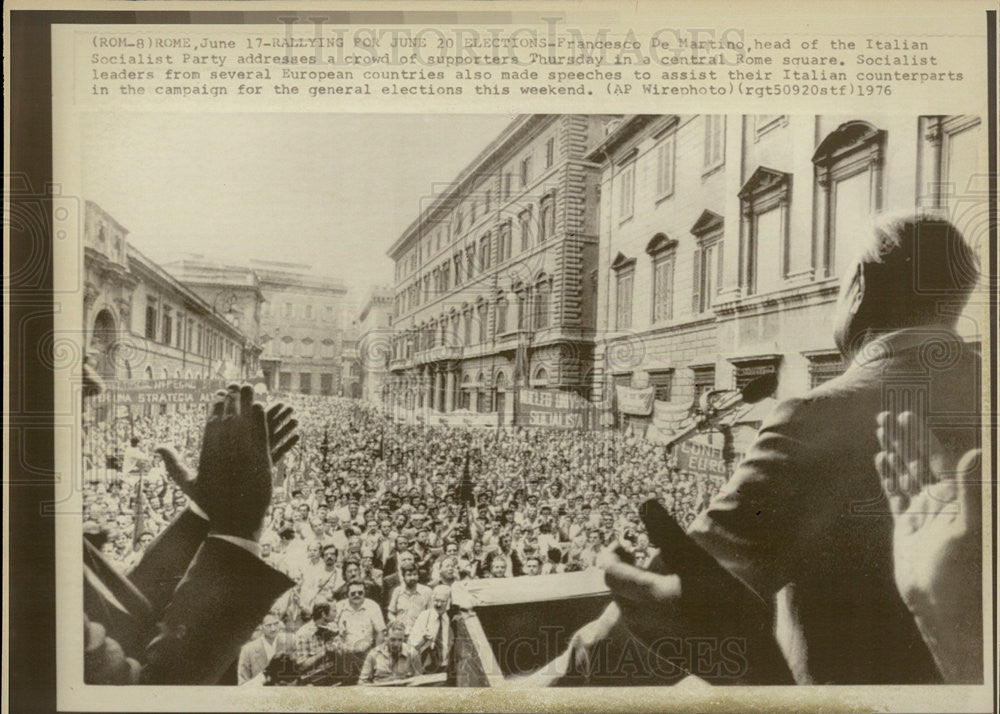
left=156, top=388, right=299, bottom=508
left=155, top=385, right=300, bottom=541
left=875, top=410, right=982, bottom=683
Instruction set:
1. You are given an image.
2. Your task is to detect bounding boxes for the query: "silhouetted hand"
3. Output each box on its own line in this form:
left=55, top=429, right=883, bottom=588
left=156, top=385, right=299, bottom=541
left=875, top=411, right=982, bottom=683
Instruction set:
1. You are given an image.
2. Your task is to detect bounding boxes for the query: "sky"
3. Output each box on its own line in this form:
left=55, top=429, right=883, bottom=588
left=80, top=112, right=517, bottom=310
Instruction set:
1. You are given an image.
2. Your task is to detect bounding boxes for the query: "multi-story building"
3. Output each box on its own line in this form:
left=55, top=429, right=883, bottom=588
left=250, top=260, right=349, bottom=395
left=161, top=255, right=265, bottom=377
left=83, top=201, right=258, bottom=389
left=589, top=114, right=988, bottom=440
left=340, top=325, right=362, bottom=399
left=355, top=286, right=394, bottom=407
left=386, top=114, right=611, bottom=421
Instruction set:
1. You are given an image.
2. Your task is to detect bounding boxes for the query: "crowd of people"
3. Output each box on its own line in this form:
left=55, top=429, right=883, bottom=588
left=80, top=214, right=985, bottom=690
left=82, top=391, right=726, bottom=684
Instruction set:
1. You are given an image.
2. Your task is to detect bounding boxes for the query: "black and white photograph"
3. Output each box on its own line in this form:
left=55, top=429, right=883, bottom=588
left=5, top=3, right=997, bottom=713
left=76, top=110, right=989, bottom=688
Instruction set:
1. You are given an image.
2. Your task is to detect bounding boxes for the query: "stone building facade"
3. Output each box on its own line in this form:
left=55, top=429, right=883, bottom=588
left=590, top=114, right=988, bottom=436
left=250, top=260, right=349, bottom=396
left=83, top=201, right=258, bottom=389
left=386, top=114, right=611, bottom=421
left=355, top=286, right=394, bottom=407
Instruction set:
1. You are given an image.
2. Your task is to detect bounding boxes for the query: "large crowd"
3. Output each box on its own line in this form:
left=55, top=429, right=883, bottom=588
left=82, top=393, right=725, bottom=684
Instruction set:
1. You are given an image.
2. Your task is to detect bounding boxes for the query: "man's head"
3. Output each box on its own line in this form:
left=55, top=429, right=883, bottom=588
left=439, top=555, right=458, bottom=582
left=397, top=550, right=415, bottom=571
left=261, top=613, right=282, bottom=642
left=386, top=620, right=407, bottom=657
left=431, top=585, right=451, bottom=613
left=347, top=580, right=367, bottom=607
left=524, top=556, right=541, bottom=576
left=311, top=600, right=332, bottom=624
left=490, top=556, right=507, bottom=578
left=322, top=543, right=338, bottom=566
left=342, top=558, right=361, bottom=582
left=401, top=565, right=419, bottom=588
left=833, top=213, right=978, bottom=357
left=130, top=436, right=140, bottom=447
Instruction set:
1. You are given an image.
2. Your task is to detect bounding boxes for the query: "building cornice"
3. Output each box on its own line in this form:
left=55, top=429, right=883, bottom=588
left=387, top=114, right=561, bottom=260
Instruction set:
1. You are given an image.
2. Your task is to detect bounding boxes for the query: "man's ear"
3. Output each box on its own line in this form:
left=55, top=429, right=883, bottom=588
left=848, top=261, right=868, bottom=317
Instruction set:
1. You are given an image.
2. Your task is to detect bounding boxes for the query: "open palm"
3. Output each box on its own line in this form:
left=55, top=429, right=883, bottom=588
left=875, top=410, right=982, bottom=683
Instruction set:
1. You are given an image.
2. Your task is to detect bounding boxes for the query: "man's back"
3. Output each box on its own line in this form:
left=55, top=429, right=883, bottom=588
left=689, top=330, right=980, bottom=684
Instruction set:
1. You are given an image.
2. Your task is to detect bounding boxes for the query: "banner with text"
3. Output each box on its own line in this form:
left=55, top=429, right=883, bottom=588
left=615, top=385, right=655, bottom=416
left=91, top=378, right=229, bottom=405
left=672, top=434, right=746, bottom=480
left=515, top=388, right=596, bottom=429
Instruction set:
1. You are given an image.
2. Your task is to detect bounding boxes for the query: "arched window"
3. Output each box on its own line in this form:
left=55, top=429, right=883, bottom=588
left=738, top=167, right=792, bottom=296
left=462, top=308, right=473, bottom=346
left=514, top=282, right=528, bottom=330
left=813, top=120, right=885, bottom=278
left=539, top=194, right=556, bottom=241
left=476, top=300, right=488, bottom=343
left=532, top=365, right=550, bottom=387
left=611, top=253, right=636, bottom=329
left=495, top=293, right=508, bottom=335
left=479, top=233, right=492, bottom=272
left=646, top=234, right=677, bottom=323
left=533, top=274, right=551, bottom=329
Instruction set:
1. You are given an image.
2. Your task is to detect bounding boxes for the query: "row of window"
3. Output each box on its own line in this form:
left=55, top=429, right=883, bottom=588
left=143, top=297, right=237, bottom=361
left=616, top=115, right=725, bottom=223
left=261, top=301, right=338, bottom=322
left=612, top=353, right=846, bottom=410
left=396, top=133, right=559, bottom=280
left=613, top=215, right=724, bottom=330
left=263, top=336, right=338, bottom=359
left=277, top=371, right=337, bottom=394
left=396, top=194, right=556, bottom=316
left=393, top=277, right=553, bottom=360
left=613, top=120, right=893, bottom=329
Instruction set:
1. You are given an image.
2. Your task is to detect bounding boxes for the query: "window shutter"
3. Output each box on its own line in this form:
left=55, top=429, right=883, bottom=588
left=691, top=248, right=702, bottom=314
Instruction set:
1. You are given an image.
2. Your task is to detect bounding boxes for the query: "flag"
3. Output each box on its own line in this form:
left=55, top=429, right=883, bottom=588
left=132, top=471, right=145, bottom=550
left=457, top=450, right=475, bottom=507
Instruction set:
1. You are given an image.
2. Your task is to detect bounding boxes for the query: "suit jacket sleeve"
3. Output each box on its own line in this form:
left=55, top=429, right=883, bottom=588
left=236, top=643, right=255, bottom=685
left=127, top=509, right=210, bottom=617
left=141, top=537, right=294, bottom=685
left=687, top=396, right=839, bottom=600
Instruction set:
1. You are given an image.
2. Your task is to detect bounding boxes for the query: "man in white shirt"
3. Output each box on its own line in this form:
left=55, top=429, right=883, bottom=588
left=335, top=581, right=385, bottom=681
left=407, top=585, right=452, bottom=672
left=388, top=566, right=432, bottom=633
left=122, top=436, right=147, bottom=476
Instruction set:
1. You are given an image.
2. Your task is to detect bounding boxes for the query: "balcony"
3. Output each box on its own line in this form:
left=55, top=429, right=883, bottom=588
left=417, top=344, right=463, bottom=363
left=389, top=356, right=414, bottom=371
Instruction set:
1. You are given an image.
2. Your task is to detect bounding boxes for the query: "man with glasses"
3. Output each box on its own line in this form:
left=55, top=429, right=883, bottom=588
left=335, top=580, right=385, bottom=683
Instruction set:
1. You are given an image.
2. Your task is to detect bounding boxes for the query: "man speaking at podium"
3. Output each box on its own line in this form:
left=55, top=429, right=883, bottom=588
left=547, top=213, right=981, bottom=686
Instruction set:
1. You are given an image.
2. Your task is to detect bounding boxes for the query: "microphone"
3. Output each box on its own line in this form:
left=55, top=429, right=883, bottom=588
left=664, top=373, right=777, bottom=451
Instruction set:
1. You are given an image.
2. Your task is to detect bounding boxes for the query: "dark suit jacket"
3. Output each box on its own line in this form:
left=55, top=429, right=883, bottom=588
left=84, top=509, right=294, bottom=685
left=688, top=329, right=980, bottom=684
